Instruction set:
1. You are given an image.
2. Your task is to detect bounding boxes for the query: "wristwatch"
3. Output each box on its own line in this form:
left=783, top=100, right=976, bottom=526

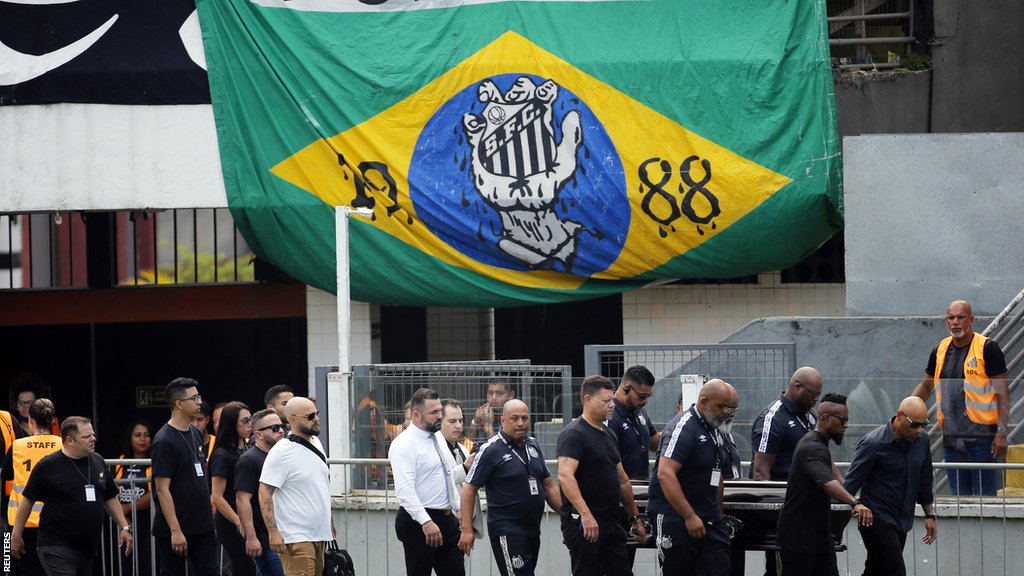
left=120, top=525, right=132, bottom=533
left=850, top=499, right=861, bottom=508
left=997, top=427, right=1009, bottom=434
left=924, top=514, right=937, bottom=520
left=627, top=515, right=641, bottom=524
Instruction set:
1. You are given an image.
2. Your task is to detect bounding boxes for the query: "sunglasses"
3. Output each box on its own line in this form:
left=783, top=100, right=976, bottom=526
left=239, top=417, right=252, bottom=425
left=257, top=424, right=285, bottom=433
left=630, top=389, right=653, bottom=400
left=903, top=415, right=929, bottom=429
left=822, top=413, right=849, bottom=424
left=304, top=410, right=320, bottom=421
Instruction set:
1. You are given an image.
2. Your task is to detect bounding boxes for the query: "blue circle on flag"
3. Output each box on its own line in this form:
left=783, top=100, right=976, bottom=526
left=409, top=74, right=628, bottom=276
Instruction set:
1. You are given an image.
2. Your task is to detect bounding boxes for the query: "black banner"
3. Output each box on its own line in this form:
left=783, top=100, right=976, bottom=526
left=0, top=0, right=209, bottom=105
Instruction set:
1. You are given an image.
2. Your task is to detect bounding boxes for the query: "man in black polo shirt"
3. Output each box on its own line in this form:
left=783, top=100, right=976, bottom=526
left=749, top=366, right=826, bottom=575
left=458, top=400, right=560, bottom=576
left=235, top=409, right=287, bottom=576
left=750, top=366, right=824, bottom=481
left=844, top=396, right=936, bottom=576
left=777, top=393, right=871, bottom=576
left=647, top=379, right=738, bottom=576
left=608, top=365, right=659, bottom=480
left=557, top=375, right=647, bottom=576
left=12, top=416, right=133, bottom=576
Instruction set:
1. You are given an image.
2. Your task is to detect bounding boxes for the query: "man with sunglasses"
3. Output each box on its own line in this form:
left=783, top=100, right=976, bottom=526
left=844, top=396, right=936, bottom=576
left=236, top=409, right=287, bottom=576
left=151, top=377, right=218, bottom=576
left=608, top=365, right=659, bottom=481
left=777, top=393, right=872, bottom=576
left=259, top=397, right=333, bottom=576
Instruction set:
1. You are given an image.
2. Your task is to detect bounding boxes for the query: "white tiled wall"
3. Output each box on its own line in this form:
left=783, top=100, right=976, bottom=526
left=425, top=307, right=495, bottom=361
left=305, top=286, right=374, bottom=393
left=623, top=273, right=846, bottom=344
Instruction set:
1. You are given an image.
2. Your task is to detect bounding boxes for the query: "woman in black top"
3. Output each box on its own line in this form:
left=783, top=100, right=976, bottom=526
left=209, top=402, right=255, bottom=576
left=115, top=419, right=154, bottom=576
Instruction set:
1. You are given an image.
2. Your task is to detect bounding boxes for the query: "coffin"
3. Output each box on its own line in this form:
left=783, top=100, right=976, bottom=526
left=629, top=480, right=851, bottom=551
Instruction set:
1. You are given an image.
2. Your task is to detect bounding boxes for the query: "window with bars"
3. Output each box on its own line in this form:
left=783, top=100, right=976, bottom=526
left=0, top=209, right=255, bottom=290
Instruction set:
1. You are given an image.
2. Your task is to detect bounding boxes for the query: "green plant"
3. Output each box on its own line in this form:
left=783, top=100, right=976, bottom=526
left=899, top=54, right=933, bottom=71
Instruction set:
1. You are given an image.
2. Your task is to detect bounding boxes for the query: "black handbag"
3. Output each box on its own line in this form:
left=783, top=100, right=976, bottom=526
left=323, top=540, right=355, bottom=576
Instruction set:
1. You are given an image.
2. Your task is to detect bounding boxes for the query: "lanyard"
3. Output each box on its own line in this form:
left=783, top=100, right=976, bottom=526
left=66, top=453, right=92, bottom=485
left=691, top=406, right=722, bottom=470
left=499, top=432, right=532, bottom=472
left=178, top=427, right=200, bottom=463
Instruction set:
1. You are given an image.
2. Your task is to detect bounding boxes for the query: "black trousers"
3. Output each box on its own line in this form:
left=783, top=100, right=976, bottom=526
left=560, top=515, right=631, bottom=576
left=215, top=513, right=257, bottom=576
left=36, top=546, right=93, bottom=576
left=653, top=513, right=730, bottom=576
left=779, top=549, right=838, bottom=576
left=858, top=522, right=908, bottom=576
left=395, top=507, right=464, bottom=576
left=490, top=534, right=540, bottom=576
left=155, top=530, right=219, bottom=576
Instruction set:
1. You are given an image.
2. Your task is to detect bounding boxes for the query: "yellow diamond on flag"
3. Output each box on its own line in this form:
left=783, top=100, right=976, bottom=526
left=270, top=31, right=791, bottom=288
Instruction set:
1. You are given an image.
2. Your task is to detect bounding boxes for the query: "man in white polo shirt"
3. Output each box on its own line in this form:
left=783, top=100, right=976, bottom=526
left=259, top=397, right=334, bottom=576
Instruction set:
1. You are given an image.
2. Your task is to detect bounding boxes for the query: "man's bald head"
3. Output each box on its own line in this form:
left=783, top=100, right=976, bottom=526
left=894, top=395, right=929, bottom=440
left=502, top=398, right=528, bottom=417
left=787, top=366, right=823, bottom=412
left=284, top=396, right=315, bottom=419
left=701, top=379, right=737, bottom=403
left=899, top=396, right=927, bottom=421
left=948, top=300, right=973, bottom=316
left=697, top=379, right=738, bottom=430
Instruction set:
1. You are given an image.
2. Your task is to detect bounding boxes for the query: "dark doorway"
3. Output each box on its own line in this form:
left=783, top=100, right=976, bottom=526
left=0, top=317, right=307, bottom=456
left=495, top=294, right=623, bottom=375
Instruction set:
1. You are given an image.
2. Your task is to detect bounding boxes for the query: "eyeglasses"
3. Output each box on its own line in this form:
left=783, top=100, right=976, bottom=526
left=799, top=384, right=822, bottom=399
left=822, top=413, right=849, bottom=424
left=714, top=402, right=739, bottom=415
left=180, top=394, right=202, bottom=404
left=304, top=410, right=320, bottom=421
left=903, top=415, right=929, bottom=429
left=239, top=417, right=252, bottom=425
left=16, top=400, right=33, bottom=407
left=257, top=424, right=285, bottom=433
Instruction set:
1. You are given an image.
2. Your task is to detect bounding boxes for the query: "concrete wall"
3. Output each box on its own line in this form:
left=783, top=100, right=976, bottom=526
left=932, top=0, right=1024, bottom=132
left=844, top=133, right=1024, bottom=317
left=331, top=498, right=1024, bottom=576
left=834, top=70, right=931, bottom=137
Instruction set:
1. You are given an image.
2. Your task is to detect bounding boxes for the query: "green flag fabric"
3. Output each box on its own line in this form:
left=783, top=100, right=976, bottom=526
left=197, top=0, right=842, bottom=306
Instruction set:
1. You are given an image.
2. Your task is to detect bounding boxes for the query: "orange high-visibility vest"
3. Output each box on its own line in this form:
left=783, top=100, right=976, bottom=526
left=934, top=334, right=998, bottom=427
left=7, top=435, right=62, bottom=528
left=0, top=410, right=15, bottom=497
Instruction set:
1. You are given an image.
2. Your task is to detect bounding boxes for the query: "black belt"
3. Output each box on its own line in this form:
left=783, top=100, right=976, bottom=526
left=400, top=506, right=452, bottom=517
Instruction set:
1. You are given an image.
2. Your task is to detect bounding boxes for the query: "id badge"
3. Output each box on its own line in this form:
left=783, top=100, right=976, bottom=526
left=194, top=462, right=205, bottom=477
left=528, top=476, right=539, bottom=495
left=709, top=469, right=721, bottom=486
left=85, top=484, right=96, bottom=502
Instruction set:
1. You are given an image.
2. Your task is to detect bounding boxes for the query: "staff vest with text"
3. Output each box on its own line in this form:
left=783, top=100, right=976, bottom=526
left=934, top=334, right=998, bottom=428
left=7, top=434, right=62, bottom=527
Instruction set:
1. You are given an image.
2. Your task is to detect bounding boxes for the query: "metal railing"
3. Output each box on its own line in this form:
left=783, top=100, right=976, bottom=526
left=827, top=0, right=917, bottom=71
left=97, top=457, right=1024, bottom=575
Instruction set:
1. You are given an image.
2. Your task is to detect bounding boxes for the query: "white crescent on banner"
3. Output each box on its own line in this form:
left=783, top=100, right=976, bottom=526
left=0, top=11, right=118, bottom=86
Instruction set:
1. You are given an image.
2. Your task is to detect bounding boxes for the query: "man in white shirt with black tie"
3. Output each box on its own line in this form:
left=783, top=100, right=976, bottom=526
left=390, top=388, right=464, bottom=576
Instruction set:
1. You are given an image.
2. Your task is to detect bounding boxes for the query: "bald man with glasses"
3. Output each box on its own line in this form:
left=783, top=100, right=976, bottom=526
left=844, top=397, right=936, bottom=576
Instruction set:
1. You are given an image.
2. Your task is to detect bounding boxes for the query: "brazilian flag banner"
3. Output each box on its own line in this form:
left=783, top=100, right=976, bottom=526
left=196, top=0, right=842, bottom=306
